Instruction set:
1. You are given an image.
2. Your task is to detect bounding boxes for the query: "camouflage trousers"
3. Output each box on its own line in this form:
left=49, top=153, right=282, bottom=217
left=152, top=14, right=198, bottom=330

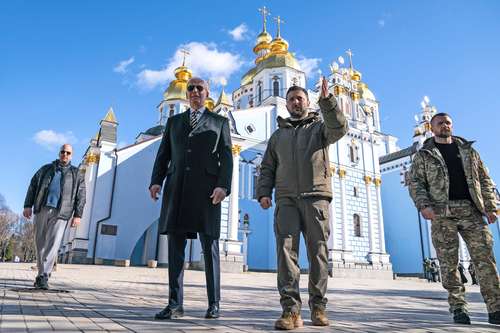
left=431, top=200, right=500, bottom=313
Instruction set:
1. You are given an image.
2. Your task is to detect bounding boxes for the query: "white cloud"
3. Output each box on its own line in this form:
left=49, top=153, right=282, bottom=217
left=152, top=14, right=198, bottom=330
left=378, top=19, right=385, bottom=28
left=114, top=57, right=135, bottom=74
left=33, top=130, right=77, bottom=151
left=228, top=23, right=249, bottom=41
left=137, top=42, right=244, bottom=90
left=297, top=57, right=322, bottom=78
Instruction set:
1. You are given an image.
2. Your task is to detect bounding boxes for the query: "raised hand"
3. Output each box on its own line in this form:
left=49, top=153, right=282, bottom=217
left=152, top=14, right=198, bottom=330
left=320, top=76, right=329, bottom=99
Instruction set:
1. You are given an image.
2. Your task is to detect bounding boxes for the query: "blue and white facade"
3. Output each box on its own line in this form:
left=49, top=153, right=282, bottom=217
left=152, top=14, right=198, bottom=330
left=60, top=16, right=398, bottom=277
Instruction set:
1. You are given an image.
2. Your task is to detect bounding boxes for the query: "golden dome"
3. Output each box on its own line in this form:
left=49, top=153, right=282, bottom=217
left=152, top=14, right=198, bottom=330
left=163, top=65, right=192, bottom=101
left=260, top=52, right=301, bottom=71
left=414, top=127, right=423, bottom=137
left=270, top=36, right=289, bottom=55
left=256, top=30, right=272, bottom=44
left=358, top=82, right=376, bottom=101
left=204, top=97, right=215, bottom=111
left=241, top=66, right=257, bottom=86
left=351, top=70, right=362, bottom=81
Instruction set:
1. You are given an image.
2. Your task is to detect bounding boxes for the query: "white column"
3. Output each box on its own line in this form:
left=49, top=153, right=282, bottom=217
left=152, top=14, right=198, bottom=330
left=364, top=175, right=377, bottom=259
left=328, top=165, right=342, bottom=262
left=374, top=177, right=390, bottom=264
left=74, top=153, right=99, bottom=252
left=227, top=145, right=241, bottom=241
left=157, top=235, right=168, bottom=264
left=339, top=169, right=352, bottom=262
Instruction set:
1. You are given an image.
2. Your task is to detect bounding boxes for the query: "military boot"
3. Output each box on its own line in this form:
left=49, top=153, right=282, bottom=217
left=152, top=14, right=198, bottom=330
left=453, top=309, right=471, bottom=325
left=311, top=308, right=329, bottom=326
left=488, top=311, right=500, bottom=325
left=274, top=311, right=303, bottom=330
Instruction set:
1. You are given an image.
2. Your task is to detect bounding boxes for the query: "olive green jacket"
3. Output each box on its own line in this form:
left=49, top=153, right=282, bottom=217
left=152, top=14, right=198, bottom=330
left=409, top=136, right=497, bottom=214
left=256, top=94, right=348, bottom=201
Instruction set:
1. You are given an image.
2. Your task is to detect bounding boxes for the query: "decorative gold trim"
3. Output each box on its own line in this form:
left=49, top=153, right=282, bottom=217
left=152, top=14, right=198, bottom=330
left=232, top=144, right=242, bottom=155
left=330, top=165, right=336, bottom=176
left=338, top=168, right=346, bottom=178
left=363, top=175, right=372, bottom=185
left=373, top=178, right=382, bottom=187
left=86, top=152, right=99, bottom=165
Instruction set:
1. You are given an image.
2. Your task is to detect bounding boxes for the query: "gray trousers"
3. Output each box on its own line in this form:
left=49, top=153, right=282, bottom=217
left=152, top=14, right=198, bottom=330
left=274, top=197, right=330, bottom=313
left=34, top=207, right=67, bottom=276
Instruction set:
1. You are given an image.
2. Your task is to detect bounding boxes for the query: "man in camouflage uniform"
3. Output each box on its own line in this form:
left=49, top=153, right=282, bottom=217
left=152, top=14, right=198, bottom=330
left=409, top=112, right=500, bottom=325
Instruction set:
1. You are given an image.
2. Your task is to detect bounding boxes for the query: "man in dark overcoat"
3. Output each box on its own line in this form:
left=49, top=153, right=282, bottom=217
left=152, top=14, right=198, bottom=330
left=149, top=77, right=233, bottom=320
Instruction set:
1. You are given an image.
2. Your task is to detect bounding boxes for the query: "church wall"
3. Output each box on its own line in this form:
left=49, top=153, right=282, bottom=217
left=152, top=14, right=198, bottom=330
left=92, top=138, right=161, bottom=261
left=381, top=169, right=424, bottom=274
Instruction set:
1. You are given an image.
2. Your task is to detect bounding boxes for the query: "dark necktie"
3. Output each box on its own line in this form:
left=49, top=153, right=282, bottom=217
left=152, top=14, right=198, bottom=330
left=190, top=110, right=198, bottom=129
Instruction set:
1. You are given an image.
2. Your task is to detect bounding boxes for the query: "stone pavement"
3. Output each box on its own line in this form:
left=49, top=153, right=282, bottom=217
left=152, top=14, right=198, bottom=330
left=0, top=263, right=498, bottom=332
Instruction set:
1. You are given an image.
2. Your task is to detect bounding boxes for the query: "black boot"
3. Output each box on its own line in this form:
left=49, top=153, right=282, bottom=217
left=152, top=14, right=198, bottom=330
left=488, top=311, right=500, bottom=325
left=453, top=309, right=471, bottom=325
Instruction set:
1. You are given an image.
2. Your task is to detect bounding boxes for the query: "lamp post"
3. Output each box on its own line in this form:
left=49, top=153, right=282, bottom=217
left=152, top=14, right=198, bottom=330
left=240, top=213, right=252, bottom=272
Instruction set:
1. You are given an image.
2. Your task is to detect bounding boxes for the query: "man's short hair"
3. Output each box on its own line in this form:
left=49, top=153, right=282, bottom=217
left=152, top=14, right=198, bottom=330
left=430, top=112, right=451, bottom=124
left=286, top=86, right=309, bottom=100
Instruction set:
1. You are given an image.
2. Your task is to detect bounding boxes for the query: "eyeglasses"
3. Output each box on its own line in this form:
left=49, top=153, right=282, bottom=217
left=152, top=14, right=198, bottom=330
left=187, top=85, right=204, bottom=92
left=60, top=151, right=72, bottom=155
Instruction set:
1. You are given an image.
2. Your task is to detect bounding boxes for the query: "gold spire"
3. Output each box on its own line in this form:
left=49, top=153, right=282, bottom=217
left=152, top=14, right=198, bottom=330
left=269, top=15, right=289, bottom=55
left=180, top=48, right=189, bottom=66
left=346, top=49, right=354, bottom=71
left=274, top=16, right=285, bottom=38
left=215, top=89, right=233, bottom=107
left=102, top=107, right=117, bottom=123
left=258, top=6, right=270, bottom=32
left=254, top=7, right=272, bottom=64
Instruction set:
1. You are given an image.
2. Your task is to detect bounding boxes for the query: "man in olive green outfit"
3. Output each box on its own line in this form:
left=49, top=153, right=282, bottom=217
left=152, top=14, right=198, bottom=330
left=257, top=78, right=348, bottom=330
left=409, top=113, right=500, bottom=325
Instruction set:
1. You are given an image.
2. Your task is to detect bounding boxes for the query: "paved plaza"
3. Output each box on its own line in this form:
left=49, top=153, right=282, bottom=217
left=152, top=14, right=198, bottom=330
left=0, top=263, right=499, bottom=332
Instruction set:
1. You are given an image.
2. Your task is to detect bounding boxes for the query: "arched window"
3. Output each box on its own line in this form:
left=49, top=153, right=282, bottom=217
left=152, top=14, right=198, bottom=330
left=273, top=77, right=280, bottom=96
left=353, top=186, right=358, bottom=197
left=258, top=81, right=263, bottom=105
left=169, top=104, right=175, bottom=117
left=349, top=141, right=359, bottom=165
left=353, top=214, right=361, bottom=237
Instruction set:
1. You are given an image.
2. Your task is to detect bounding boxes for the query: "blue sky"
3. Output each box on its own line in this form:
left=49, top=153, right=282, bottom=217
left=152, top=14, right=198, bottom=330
left=1, top=1, right=500, bottom=214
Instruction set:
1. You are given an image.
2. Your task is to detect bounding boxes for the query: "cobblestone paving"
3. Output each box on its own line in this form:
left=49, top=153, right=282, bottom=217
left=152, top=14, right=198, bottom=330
left=1, top=263, right=499, bottom=332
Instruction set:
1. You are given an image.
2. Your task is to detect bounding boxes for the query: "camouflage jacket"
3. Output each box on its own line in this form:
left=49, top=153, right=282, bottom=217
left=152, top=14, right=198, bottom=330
left=409, top=136, right=497, bottom=214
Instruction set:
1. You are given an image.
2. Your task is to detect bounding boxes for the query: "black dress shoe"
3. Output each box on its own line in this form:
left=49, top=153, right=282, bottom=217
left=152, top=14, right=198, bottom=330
left=453, top=309, right=471, bottom=325
left=154, top=305, right=184, bottom=320
left=205, top=303, right=220, bottom=319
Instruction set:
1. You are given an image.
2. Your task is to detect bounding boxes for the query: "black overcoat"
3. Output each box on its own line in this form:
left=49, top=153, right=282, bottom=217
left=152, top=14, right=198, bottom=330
left=150, top=109, right=233, bottom=239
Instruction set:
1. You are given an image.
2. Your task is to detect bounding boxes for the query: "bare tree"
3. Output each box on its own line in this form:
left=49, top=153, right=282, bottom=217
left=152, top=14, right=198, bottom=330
left=17, top=218, right=36, bottom=262
left=0, top=194, right=18, bottom=261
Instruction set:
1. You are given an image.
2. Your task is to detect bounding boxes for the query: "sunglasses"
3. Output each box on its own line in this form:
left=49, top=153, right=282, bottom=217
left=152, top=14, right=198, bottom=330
left=187, top=85, right=204, bottom=92
left=60, top=151, right=72, bottom=155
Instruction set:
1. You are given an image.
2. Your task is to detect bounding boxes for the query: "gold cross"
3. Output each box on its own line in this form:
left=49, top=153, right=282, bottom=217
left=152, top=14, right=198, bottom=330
left=346, top=49, right=354, bottom=70
left=258, top=6, right=271, bottom=32
left=274, top=16, right=285, bottom=37
left=180, top=48, right=190, bottom=66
